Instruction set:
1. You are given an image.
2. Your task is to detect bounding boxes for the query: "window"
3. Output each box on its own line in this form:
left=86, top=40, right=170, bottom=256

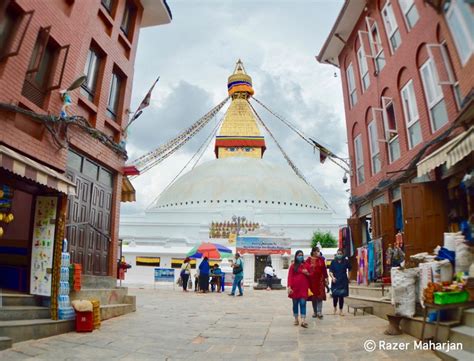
left=101, top=0, right=115, bottom=14
left=419, top=58, right=449, bottom=132
left=0, top=3, right=33, bottom=61
left=370, top=23, right=386, bottom=72
left=357, top=46, right=370, bottom=91
left=0, top=4, right=16, bottom=57
left=383, top=100, right=401, bottom=163
left=171, top=258, right=196, bottom=269
left=136, top=257, right=160, bottom=267
left=401, top=80, right=422, bottom=148
left=107, top=71, right=123, bottom=120
left=81, top=47, right=101, bottom=101
left=22, top=28, right=69, bottom=107
left=444, top=0, right=474, bottom=65
left=382, top=1, right=402, bottom=53
left=346, top=63, right=357, bottom=107
left=26, top=28, right=56, bottom=90
left=354, top=135, right=365, bottom=184
left=121, top=2, right=135, bottom=37
left=368, top=121, right=381, bottom=174
left=398, top=0, right=419, bottom=30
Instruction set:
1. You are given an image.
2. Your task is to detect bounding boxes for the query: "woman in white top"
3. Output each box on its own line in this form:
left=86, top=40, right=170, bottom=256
left=180, top=257, right=192, bottom=292
left=264, top=265, right=275, bottom=290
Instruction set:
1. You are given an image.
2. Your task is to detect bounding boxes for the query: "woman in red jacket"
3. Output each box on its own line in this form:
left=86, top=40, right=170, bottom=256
left=306, top=246, right=329, bottom=319
left=287, top=250, right=310, bottom=328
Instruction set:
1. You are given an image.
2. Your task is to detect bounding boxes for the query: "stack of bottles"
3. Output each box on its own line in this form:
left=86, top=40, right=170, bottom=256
left=58, top=250, right=75, bottom=320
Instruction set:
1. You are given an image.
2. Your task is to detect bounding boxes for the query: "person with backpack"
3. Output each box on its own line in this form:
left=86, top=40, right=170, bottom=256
left=229, top=253, right=244, bottom=296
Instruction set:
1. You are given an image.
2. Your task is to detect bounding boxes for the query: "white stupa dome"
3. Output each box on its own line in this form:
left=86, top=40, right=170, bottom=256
left=149, top=157, right=331, bottom=212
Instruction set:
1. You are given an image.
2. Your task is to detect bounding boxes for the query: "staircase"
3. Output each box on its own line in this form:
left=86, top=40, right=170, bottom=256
left=347, top=284, right=393, bottom=319
left=70, top=275, right=136, bottom=321
left=0, top=292, right=74, bottom=350
left=0, top=277, right=135, bottom=351
left=435, top=308, right=474, bottom=361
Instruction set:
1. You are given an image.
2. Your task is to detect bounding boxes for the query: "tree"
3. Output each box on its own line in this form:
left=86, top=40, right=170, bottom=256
left=311, top=231, right=337, bottom=249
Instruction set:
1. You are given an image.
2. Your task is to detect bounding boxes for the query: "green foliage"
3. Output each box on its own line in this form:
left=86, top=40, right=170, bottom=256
left=311, top=231, right=337, bottom=249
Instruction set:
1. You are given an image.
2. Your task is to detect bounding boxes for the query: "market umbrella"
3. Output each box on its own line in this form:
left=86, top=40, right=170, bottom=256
left=187, top=242, right=232, bottom=259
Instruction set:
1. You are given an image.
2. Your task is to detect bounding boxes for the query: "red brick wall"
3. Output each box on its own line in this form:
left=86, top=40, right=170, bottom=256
left=0, top=0, right=145, bottom=277
left=337, top=0, right=470, bottom=208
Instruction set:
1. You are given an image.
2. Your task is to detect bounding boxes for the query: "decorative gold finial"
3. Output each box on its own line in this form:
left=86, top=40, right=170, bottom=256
left=227, top=59, right=254, bottom=98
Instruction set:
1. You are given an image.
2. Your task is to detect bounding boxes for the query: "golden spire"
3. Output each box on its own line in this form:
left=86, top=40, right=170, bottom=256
left=215, top=60, right=265, bottom=159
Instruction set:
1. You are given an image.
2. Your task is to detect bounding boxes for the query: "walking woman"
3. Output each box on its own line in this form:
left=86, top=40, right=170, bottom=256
left=287, top=250, right=310, bottom=328
left=306, top=246, right=328, bottom=319
left=199, top=257, right=210, bottom=293
left=180, top=257, right=191, bottom=292
left=329, top=248, right=351, bottom=316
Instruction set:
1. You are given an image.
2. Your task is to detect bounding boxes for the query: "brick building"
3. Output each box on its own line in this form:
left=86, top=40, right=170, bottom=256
left=0, top=0, right=171, bottom=309
left=317, top=0, right=473, bottom=272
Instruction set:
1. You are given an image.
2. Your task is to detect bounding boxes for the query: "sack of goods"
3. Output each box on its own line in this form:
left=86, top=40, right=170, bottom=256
left=391, top=267, right=419, bottom=317
left=72, top=300, right=93, bottom=313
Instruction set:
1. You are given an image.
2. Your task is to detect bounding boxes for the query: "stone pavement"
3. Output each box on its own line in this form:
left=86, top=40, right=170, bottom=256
left=0, top=287, right=438, bottom=360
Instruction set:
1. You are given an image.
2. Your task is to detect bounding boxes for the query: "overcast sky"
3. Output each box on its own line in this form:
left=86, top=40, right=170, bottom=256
left=121, top=0, right=349, bottom=218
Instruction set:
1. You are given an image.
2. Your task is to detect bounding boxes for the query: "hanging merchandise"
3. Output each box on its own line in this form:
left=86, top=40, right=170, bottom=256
left=373, top=238, right=383, bottom=280
left=357, top=246, right=368, bottom=285
left=339, top=226, right=354, bottom=257
left=30, top=196, right=58, bottom=296
left=0, top=184, right=14, bottom=238
left=368, top=241, right=375, bottom=282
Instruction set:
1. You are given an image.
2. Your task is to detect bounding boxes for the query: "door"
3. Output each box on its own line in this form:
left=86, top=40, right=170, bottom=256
left=347, top=218, right=362, bottom=280
left=66, top=159, right=113, bottom=276
left=66, top=174, right=93, bottom=273
left=254, top=255, right=268, bottom=282
left=401, top=182, right=446, bottom=258
left=89, top=184, right=112, bottom=276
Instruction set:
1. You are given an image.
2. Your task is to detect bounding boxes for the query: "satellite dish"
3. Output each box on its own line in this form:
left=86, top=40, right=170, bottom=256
left=67, top=75, right=87, bottom=91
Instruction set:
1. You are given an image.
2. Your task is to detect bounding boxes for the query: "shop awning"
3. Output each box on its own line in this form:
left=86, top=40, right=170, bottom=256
left=0, top=145, right=75, bottom=195
left=121, top=176, right=136, bottom=202
left=416, top=131, right=467, bottom=177
left=446, top=126, right=473, bottom=168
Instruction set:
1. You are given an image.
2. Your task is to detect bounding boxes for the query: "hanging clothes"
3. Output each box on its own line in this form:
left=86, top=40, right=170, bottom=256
left=339, top=226, right=355, bottom=257
left=357, top=247, right=368, bottom=286
left=373, top=238, right=384, bottom=280
left=368, top=241, right=375, bottom=282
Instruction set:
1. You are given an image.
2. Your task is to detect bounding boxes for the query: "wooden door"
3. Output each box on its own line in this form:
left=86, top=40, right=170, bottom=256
left=89, top=184, right=112, bottom=276
left=66, top=169, right=113, bottom=276
left=66, top=173, right=93, bottom=273
left=347, top=217, right=362, bottom=280
left=401, top=182, right=446, bottom=258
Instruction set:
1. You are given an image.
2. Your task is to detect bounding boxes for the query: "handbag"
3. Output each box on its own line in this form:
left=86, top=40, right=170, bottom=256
left=177, top=277, right=183, bottom=286
left=233, top=264, right=243, bottom=274
left=188, top=277, right=193, bottom=289
left=308, top=289, right=314, bottom=297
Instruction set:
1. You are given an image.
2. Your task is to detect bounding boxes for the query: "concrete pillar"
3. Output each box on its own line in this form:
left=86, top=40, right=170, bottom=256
left=242, top=253, right=255, bottom=286
left=270, top=254, right=282, bottom=278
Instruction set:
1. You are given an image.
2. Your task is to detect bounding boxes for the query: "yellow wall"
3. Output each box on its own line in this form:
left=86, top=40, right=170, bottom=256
left=218, top=147, right=262, bottom=159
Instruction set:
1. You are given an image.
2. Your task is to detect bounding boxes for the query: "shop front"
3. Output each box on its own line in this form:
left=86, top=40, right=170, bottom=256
left=0, top=145, right=75, bottom=312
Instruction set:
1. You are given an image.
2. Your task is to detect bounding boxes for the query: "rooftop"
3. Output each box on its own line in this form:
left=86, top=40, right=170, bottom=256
left=316, top=0, right=366, bottom=67
left=141, top=0, right=173, bottom=28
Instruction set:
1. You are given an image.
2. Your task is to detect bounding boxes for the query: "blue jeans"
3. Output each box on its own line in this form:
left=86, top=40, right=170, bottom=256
left=231, top=274, right=243, bottom=295
left=292, top=298, right=307, bottom=317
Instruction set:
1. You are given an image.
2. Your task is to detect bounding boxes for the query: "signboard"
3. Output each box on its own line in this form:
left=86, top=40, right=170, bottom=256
left=154, top=268, right=175, bottom=282
left=236, top=236, right=291, bottom=255
left=30, top=196, right=58, bottom=296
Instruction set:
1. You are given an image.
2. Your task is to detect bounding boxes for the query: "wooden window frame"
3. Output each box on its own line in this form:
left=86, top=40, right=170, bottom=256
left=0, top=4, right=33, bottom=61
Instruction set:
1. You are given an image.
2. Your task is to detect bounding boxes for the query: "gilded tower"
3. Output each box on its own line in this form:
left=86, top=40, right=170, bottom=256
left=214, top=60, right=266, bottom=159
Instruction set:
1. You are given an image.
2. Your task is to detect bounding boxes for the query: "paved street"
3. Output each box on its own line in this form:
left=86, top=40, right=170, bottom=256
left=0, top=288, right=438, bottom=360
